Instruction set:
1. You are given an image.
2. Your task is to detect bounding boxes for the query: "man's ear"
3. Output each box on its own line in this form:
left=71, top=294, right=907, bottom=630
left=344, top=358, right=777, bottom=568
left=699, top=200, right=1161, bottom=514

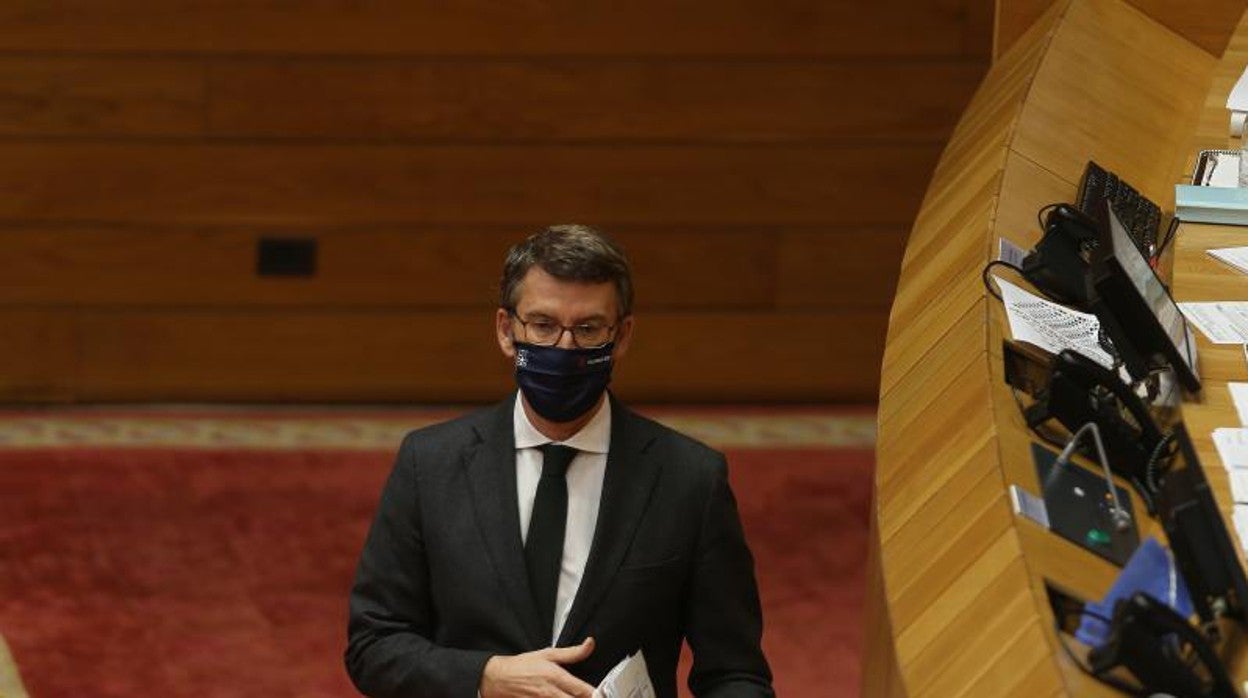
left=496, top=308, right=516, bottom=359
left=612, top=315, right=635, bottom=359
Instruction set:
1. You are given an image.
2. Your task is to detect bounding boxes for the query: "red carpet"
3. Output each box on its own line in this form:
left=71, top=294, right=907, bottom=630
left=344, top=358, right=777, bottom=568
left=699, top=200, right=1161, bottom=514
left=0, top=426, right=871, bottom=696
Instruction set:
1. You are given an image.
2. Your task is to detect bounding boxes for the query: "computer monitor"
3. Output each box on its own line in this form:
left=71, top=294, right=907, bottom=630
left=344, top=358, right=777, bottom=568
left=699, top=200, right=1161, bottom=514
left=1158, top=422, right=1248, bottom=626
left=1088, top=201, right=1200, bottom=392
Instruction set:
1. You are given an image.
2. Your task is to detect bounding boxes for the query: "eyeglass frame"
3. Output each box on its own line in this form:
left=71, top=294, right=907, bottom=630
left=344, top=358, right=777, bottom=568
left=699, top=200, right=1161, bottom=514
left=506, top=309, right=622, bottom=349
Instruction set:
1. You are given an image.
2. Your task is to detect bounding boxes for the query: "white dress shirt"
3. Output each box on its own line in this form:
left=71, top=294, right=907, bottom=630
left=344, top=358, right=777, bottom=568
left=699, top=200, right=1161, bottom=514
left=513, top=392, right=610, bottom=645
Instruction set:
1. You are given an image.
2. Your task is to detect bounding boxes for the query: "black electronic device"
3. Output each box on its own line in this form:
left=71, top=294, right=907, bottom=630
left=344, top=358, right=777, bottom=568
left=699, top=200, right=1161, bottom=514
left=1088, top=201, right=1201, bottom=392
left=1005, top=341, right=1165, bottom=508
left=1158, top=422, right=1248, bottom=628
left=1087, top=592, right=1237, bottom=697
left=1020, top=203, right=1101, bottom=307
left=1077, top=160, right=1163, bottom=261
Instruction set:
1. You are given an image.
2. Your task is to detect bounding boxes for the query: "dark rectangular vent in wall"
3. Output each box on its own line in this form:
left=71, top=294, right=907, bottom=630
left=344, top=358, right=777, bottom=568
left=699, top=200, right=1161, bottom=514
left=257, top=238, right=317, bottom=277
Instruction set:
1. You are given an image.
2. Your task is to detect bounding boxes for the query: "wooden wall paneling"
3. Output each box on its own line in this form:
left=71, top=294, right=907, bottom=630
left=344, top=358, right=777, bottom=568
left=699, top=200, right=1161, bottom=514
left=877, top=300, right=987, bottom=429
left=1124, top=0, right=1248, bottom=55
left=994, top=0, right=1058, bottom=60
left=1188, top=9, right=1248, bottom=173
left=69, top=309, right=888, bottom=402
left=1010, top=0, right=1216, bottom=203
left=773, top=228, right=906, bottom=310
left=0, top=225, right=791, bottom=310
left=861, top=507, right=907, bottom=698
left=892, top=534, right=1027, bottom=683
left=203, top=60, right=985, bottom=143
left=991, top=151, right=1078, bottom=251
left=0, top=2, right=991, bottom=57
left=0, top=58, right=205, bottom=137
left=617, top=311, right=891, bottom=401
left=879, top=190, right=995, bottom=398
left=876, top=359, right=996, bottom=528
left=954, top=622, right=1063, bottom=696
left=880, top=439, right=1003, bottom=596
left=0, top=143, right=939, bottom=227
left=0, top=309, right=76, bottom=400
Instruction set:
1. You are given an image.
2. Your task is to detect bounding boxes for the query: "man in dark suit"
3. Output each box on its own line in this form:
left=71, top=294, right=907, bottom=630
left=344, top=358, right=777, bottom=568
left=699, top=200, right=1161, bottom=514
left=346, top=225, right=773, bottom=698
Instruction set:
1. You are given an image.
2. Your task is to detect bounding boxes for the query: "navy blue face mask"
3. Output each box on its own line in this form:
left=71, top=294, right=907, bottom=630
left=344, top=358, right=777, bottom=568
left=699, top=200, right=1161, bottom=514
left=513, top=341, right=614, bottom=423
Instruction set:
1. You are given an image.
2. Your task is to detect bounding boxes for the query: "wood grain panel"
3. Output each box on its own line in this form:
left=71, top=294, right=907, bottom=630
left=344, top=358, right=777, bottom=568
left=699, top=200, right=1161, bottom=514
left=994, top=0, right=1058, bottom=59
left=1125, top=0, right=1247, bottom=54
left=893, top=530, right=1021, bottom=665
left=0, top=310, right=76, bottom=401
left=0, top=225, right=800, bottom=310
left=0, top=1, right=989, bottom=57
left=0, top=143, right=939, bottom=227
left=204, top=60, right=983, bottom=143
left=0, top=58, right=204, bottom=136
left=774, top=229, right=906, bottom=309
left=1011, top=0, right=1215, bottom=203
left=57, top=309, right=887, bottom=402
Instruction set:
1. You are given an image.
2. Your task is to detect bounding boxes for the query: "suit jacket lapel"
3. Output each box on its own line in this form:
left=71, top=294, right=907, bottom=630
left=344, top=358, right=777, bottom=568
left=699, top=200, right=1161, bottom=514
left=465, top=396, right=547, bottom=649
left=557, top=397, right=662, bottom=646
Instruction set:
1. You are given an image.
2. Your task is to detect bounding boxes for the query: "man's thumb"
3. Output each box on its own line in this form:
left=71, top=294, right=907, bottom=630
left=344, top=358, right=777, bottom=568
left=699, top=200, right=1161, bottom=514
left=546, top=637, right=596, bottom=664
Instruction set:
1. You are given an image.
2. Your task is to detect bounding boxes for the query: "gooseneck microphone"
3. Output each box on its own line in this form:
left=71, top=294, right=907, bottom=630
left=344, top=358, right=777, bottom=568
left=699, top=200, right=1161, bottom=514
left=1052, top=421, right=1133, bottom=531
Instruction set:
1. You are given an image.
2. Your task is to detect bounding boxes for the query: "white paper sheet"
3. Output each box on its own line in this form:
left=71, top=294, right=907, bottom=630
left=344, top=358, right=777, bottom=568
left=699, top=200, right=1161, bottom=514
left=1231, top=383, right=1248, bottom=426
left=1214, top=427, right=1248, bottom=469
left=1229, top=67, right=1248, bottom=111
left=1178, top=302, right=1248, bottom=344
left=1230, top=470, right=1248, bottom=504
left=1208, top=247, right=1248, bottom=276
left=995, top=277, right=1113, bottom=368
left=1233, top=506, right=1248, bottom=554
left=594, top=651, right=655, bottom=698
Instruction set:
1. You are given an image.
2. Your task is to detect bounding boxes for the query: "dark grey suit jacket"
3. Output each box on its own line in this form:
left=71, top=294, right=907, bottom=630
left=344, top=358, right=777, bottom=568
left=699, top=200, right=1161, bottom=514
left=345, top=394, right=773, bottom=698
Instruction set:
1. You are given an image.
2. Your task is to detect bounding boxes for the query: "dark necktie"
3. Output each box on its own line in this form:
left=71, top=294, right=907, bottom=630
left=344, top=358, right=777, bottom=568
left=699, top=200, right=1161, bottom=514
left=525, top=443, right=577, bottom=641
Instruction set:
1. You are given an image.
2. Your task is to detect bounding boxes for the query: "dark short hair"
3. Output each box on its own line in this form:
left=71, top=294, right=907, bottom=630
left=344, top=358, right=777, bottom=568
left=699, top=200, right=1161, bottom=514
left=500, top=224, right=634, bottom=317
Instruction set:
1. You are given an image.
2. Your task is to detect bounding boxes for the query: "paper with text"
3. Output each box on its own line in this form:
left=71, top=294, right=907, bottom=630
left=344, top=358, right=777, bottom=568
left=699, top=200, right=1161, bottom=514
left=1231, top=383, right=1248, bottom=426
left=1178, top=302, right=1248, bottom=344
left=995, top=277, right=1113, bottom=368
left=1208, top=247, right=1248, bottom=276
left=1214, top=428, right=1248, bottom=469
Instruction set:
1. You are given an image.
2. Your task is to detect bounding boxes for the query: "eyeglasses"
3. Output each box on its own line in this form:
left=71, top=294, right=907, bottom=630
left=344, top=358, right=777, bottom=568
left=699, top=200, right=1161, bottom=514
left=509, top=311, right=617, bottom=349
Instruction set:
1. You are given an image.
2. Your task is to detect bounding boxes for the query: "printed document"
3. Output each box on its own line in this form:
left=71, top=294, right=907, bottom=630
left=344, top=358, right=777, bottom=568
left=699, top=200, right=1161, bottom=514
left=1213, top=427, right=1248, bottom=469
left=594, top=651, right=654, bottom=698
left=995, top=277, right=1113, bottom=368
left=1178, top=302, right=1248, bottom=344
left=1231, top=383, right=1248, bottom=425
left=1208, top=247, right=1248, bottom=275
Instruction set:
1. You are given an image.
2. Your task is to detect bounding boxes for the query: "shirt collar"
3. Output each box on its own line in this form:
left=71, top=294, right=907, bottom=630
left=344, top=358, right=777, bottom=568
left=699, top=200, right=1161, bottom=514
left=513, top=390, right=611, bottom=454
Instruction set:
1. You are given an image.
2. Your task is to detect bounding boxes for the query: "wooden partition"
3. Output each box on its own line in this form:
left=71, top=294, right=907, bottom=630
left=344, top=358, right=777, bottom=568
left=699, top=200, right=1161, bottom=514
left=0, top=1, right=992, bottom=403
left=864, top=0, right=1248, bottom=694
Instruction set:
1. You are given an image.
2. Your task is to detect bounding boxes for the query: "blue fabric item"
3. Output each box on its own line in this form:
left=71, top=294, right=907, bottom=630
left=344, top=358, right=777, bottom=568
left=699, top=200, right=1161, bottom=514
left=1075, top=537, right=1195, bottom=647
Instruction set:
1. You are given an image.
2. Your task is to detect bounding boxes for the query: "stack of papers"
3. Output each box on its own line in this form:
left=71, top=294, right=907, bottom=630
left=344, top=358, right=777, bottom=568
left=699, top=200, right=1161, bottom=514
left=1178, top=301, right=1248, bottom=344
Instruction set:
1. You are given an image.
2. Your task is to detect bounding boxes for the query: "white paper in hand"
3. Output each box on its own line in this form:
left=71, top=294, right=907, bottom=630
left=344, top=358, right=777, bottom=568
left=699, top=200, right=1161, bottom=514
left=594, top=651, right=655, bottom=698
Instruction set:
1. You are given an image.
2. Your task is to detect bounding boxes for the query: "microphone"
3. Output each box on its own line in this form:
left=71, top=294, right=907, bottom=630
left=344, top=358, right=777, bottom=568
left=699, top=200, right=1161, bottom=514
left=1052, top=422, right=1132, bottom=531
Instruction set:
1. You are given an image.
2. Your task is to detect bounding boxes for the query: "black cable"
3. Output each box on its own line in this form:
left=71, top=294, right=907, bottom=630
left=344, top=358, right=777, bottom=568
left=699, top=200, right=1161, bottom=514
left=1155, top=215, right=1181, bottom=260
left=1037, top=202, right=1063, bottom=231
left=1145, top=430, right=1178, bottom=496
left=982, top=259, right=1024, bottom=303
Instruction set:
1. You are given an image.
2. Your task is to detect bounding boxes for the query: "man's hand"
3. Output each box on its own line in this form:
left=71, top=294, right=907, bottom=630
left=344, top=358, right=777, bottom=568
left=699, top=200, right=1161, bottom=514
left=480, top=637, right=596, bottom=698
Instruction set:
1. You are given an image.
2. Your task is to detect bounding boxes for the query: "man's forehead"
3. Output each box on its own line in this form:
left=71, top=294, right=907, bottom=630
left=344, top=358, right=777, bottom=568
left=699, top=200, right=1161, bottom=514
left=514, top=268, right=619, bottom=316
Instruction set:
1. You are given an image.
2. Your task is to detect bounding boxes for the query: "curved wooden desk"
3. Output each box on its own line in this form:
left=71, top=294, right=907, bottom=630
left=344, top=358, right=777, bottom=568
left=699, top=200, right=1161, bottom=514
left=864, top=1, right=1248, bottom=695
